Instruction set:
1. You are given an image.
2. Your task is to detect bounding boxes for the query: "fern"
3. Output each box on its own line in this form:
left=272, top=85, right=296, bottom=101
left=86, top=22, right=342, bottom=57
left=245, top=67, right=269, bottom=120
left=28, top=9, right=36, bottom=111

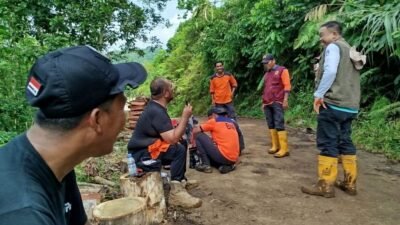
left=305, top=4, right=328, bottom=21
left=368, top=98, right=400, bottom=120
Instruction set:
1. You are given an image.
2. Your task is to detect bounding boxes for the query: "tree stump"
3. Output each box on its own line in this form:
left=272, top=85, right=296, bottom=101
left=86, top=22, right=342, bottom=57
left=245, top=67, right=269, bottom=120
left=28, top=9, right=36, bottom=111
left=92, top=197, right=147, bottom=225
left=120, top=172, right=167, bottom=224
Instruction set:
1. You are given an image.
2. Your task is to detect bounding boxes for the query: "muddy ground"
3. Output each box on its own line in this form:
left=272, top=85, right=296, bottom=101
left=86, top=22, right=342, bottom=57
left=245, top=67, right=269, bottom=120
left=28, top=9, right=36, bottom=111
left=166, top=118, right=400, bottom=225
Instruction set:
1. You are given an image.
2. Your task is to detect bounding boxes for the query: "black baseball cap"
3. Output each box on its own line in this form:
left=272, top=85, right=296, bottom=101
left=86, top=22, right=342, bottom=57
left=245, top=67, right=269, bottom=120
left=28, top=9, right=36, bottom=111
left=212, top=106, right=228, bottom=115
left=26, top=45, right=147, bottom=118
left=261, top=54, right=274, bottom=64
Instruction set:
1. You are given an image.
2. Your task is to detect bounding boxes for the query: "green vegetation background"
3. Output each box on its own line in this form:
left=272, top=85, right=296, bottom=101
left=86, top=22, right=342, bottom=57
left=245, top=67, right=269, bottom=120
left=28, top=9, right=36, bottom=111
left=1, top=0, right=399, bottom=160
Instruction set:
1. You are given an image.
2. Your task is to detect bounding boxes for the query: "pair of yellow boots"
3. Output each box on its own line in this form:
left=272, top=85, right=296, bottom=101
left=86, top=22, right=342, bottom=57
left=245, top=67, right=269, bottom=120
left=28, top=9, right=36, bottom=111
left=268, top=129, right=289, bottom=158
left=301, top=155, right=358, bottom=197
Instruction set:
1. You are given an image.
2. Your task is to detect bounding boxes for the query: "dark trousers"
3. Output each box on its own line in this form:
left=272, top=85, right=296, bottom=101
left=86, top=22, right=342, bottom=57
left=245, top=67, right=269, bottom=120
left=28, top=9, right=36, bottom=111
left=195, top=133, right=234, bottom=168
left=215, top=102, right=236, bottom=120
left=233, top=121, right=245, bottom=152
left=317, top=107, right=357, bottom=157
left=130, top=143, right=187, bottom=181
left=263, top=102, right=285, bottom=131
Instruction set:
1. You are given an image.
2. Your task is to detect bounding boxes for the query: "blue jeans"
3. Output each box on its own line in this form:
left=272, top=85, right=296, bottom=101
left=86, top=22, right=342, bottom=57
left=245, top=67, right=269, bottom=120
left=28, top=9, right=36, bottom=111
left=263, top=102, right=285, bottom=131
left=317, top=107, right=357, bottom=157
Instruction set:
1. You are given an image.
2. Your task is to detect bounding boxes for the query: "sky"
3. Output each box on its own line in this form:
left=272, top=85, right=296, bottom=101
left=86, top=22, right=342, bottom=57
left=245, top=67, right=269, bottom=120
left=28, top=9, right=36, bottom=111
left=136, top=0, right=185, bottom=48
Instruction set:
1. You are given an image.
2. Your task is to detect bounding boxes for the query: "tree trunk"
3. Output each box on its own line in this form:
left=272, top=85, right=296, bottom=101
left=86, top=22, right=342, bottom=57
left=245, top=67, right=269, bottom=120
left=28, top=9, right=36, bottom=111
left=120, top=172, right=167, bottom=224
left=92, top=197, right=147, bottom=225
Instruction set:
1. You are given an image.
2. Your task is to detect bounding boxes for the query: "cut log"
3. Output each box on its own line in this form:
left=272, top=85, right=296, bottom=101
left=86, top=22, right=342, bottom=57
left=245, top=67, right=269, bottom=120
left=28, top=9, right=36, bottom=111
left=131, top=111, right=144, bottom=116
left=92, top=197, right=147, bottom=225
left=120, top=172, right=166, bottom=224
left=93, top=176, right=116, bottom=187
left=129, top=101, right=147, bottom=106
left=127, top=115, right=141, bottom=121
left=78, top=182, right=104, bottom=193
left=128, top=105, right=146, bottom=111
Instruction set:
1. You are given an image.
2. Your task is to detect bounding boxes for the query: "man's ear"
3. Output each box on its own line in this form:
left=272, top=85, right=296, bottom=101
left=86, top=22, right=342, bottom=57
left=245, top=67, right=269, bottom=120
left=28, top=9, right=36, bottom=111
left=163, top=88, right=170, bottom=98
left=88, top=108, right=103, bottom=134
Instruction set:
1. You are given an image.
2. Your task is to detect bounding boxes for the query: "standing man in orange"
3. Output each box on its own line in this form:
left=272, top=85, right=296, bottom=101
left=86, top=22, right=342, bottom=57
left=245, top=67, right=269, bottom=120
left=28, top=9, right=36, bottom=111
left=210, top=61, right=238, bottom=120
left=261, top=54, right=291, bottom=158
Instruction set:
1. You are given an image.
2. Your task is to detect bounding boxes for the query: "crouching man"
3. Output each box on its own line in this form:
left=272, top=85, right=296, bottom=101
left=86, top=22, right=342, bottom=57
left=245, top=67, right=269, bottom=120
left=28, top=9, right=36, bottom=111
left=127, top=77, right=201, bottom=208
left=193, top=107, right=239, bottom=174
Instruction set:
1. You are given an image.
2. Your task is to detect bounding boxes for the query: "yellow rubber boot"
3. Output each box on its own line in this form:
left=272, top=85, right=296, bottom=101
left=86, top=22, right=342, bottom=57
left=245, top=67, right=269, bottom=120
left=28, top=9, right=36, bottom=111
left=268, top=129, right=280, bottom=154
left=274, top=131, right=289, bottom=158
left=301, top=155, right=338, bottom=198
left=335, top=155, right=357, bottom=195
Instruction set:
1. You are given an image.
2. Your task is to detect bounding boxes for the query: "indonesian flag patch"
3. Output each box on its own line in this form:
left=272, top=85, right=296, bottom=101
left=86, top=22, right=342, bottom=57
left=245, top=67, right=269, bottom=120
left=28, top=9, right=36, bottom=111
left=27, top=76, right=42, bottom=96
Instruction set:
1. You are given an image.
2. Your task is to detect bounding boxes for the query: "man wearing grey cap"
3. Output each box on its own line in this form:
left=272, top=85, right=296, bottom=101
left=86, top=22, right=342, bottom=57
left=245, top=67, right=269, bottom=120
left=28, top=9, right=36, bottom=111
left=0, top=46, right=147, bottom=225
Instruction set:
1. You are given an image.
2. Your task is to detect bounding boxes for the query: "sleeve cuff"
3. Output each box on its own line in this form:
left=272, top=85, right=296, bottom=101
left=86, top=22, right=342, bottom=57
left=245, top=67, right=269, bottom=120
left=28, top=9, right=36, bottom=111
left=314, top=92, right=324, bottom=98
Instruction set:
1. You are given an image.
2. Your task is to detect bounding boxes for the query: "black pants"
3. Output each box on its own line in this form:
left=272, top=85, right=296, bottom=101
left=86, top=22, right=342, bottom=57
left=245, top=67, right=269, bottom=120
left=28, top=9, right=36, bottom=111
left=317, top=107, right=357, bottom=157
left=215, top=102, right=236, bottom=120
left=263, top=102, right=285, bottom=131
left=130, top=143, right=187, bottom=181
left=233, top=121, right=245, bottom=152
left=195, top=133, right=234, bottom=168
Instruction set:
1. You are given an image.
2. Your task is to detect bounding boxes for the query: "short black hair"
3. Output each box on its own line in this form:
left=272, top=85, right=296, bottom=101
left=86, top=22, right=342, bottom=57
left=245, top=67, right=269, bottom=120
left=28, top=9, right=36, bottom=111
left=34, top=95, right=117, bottom=131
left=150, top=77, right=171, bottom=100
left=321, top=21, right=342, bottom=35
left=215, top=61, right=224, bottom=67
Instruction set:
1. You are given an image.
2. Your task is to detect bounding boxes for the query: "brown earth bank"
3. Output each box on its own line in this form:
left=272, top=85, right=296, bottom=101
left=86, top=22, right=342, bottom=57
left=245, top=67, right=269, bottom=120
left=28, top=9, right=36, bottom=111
left=165, top=117, right=400, bottom=225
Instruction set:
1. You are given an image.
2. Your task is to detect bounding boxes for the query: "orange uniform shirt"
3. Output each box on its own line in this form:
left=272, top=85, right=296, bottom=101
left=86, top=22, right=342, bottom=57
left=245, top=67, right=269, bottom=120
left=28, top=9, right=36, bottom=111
left=200, top=116, right=239, bottom=162
left=281, top=69, right=291, bottom=91
left=210, top=73, right=238, bottom=104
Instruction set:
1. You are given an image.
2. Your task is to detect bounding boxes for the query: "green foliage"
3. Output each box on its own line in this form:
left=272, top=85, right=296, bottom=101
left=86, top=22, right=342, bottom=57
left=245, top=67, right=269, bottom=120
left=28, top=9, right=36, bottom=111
left=0, top=0, right=169, bottom=141
left=0, top=131, right=17, bottom=147
left=353, top=97, right=400, bottom=160
left=149, top=0, right=399, bottom=160
left=285, top=88, right=317, bottom=128
left=0, top=33, right=45, bottom=133
left=0, top=0, right=169, bottom=51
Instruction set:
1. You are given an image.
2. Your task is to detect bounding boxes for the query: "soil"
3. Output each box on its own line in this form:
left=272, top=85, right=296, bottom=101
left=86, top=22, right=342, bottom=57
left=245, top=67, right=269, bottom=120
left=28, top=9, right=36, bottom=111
left=164, top=118, right=400, bottom=225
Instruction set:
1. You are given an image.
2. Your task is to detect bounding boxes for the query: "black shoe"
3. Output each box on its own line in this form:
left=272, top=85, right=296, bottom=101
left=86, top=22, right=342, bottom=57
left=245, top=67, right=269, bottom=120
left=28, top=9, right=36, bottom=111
left=218, top=165, right=235, bottom=174
left=195, top=164, right=212, bottom=173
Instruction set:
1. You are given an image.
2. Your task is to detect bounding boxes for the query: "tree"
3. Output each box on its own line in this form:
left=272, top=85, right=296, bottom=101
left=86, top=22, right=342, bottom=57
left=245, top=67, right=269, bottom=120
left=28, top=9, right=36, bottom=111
left=0, top=0, right=169, bottom=51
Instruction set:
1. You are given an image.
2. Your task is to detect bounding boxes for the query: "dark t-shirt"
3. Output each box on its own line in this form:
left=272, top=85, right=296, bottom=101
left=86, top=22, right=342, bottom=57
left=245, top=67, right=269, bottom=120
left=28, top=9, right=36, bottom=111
left=0, top=134, right=87, bottom=225
left=127, top=100, right=174, bottom=152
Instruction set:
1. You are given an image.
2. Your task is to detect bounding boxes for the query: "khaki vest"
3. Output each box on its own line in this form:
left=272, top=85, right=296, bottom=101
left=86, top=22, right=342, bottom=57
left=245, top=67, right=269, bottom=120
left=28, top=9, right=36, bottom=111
left=316, top=38, right=361, bottom=109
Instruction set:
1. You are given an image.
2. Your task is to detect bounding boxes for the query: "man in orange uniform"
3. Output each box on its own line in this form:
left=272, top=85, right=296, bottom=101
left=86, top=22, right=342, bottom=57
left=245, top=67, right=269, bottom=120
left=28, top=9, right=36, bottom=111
left=261, top=54, right=291, bottom=158
left=210, top=62, right=238, bottom=119
left=193, top=107, right=239, bottom=174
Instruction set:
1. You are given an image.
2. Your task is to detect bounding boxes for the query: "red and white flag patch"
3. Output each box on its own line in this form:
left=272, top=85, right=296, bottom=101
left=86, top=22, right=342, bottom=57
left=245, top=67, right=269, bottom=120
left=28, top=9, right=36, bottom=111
left=27, top=76, right=42, bottom=96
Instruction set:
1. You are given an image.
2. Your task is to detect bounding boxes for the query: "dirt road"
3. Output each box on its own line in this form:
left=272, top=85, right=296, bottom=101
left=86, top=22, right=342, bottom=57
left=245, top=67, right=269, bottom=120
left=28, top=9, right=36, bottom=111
left=171, top=118, right=400, bottom=225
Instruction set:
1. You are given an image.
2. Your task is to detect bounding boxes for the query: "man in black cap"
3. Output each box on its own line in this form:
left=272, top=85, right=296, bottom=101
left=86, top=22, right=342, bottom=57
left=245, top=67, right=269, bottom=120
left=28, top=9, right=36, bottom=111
left=127, top=77, right=202, bottom=209
left=261, top=54, right=292, bottom=158
left=0, top=45, right=147, bottom=225
left=193, top=106, right=240, bottom=174
left=207, top=107, right=245, bottom=154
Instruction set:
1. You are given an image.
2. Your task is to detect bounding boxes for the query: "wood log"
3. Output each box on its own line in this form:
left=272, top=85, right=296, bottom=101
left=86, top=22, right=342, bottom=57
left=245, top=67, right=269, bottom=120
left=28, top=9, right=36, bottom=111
left=129, top=101, right=147, bottom=106
left=127, top=115, right=141, bottom=121
left=128, top=105, right=146, bottom=111
left=120, top=173, right=166, bottom=224
left=127, top=121, right=137, bottom=126
left=131, top=111, right=144, bottom=116
left=93, top=176, right=116, bottom=187
left=126, top=125, right=136, bottom=130
left=92, top=197, right=147, bottom=225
